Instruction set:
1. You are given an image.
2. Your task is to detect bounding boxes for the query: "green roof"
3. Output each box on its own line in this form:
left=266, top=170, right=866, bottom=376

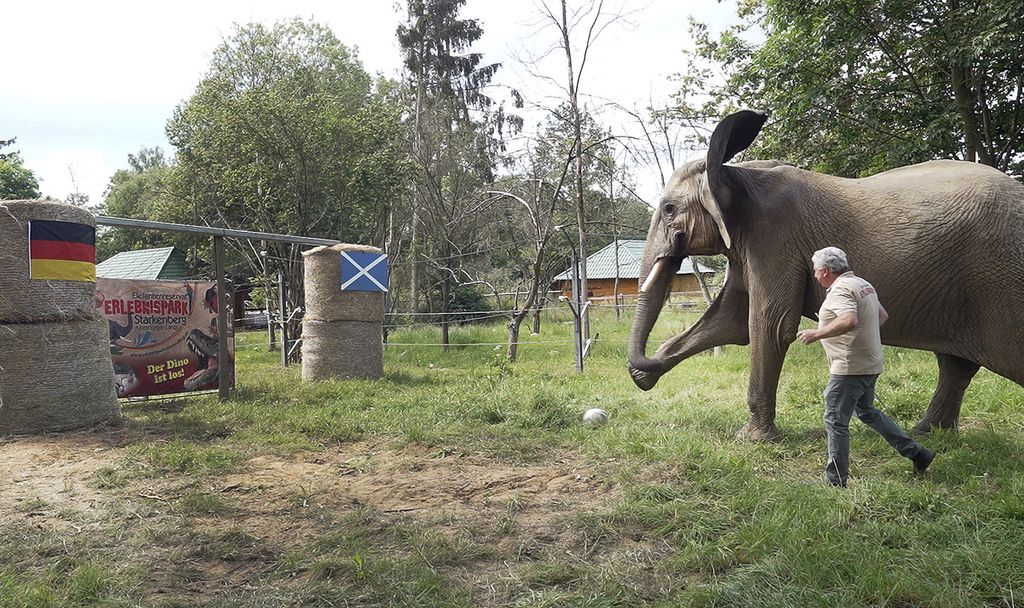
left=553, top=240, right=713, bottom=281
left=96, top=247, right=190, bottom=280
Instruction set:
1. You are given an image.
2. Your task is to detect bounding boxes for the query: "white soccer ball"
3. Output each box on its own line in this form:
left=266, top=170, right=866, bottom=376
left=582, top=408, right=608, bottom=427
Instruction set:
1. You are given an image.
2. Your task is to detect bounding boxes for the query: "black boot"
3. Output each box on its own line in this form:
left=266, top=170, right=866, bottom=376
left=913, top=448, right=935, bottom=474
left=825, top=462, right=847, bottom=487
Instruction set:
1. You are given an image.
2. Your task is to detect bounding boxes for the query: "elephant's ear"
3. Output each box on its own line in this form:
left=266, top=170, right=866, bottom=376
left=703, top=110, right=769, bottom=249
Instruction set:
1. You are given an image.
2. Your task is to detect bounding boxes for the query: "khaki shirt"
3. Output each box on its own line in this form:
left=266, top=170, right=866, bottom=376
left=818, top=272, right=884, bottom=375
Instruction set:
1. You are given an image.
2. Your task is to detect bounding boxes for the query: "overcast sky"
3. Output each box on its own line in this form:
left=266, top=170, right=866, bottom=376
left=3, top=0, right=740, bottom=207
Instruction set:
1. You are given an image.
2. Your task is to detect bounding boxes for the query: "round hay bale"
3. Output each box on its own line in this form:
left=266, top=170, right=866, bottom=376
left=302, top=243, right=385, bottom=323
left=301, top=318, right=382, bottom=381
left=0, top=199, right=98, bottom=323
left=0, top=318, right=121, bottom=434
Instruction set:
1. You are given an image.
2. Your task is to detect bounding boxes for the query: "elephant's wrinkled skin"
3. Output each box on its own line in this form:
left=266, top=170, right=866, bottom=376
left=627, top=110, right=1024, bottom=440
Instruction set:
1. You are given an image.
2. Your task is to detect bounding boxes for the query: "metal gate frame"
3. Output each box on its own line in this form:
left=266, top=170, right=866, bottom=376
left=96, top=215, right=340, bottom=401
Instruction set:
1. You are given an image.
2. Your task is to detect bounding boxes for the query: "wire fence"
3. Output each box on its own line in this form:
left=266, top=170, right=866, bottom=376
left=381, top=337, right=648, bottom=347
left=235, top=292, right=710, bottom=356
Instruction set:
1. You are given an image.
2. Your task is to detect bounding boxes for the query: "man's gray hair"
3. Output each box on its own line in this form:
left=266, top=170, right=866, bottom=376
left=812, top=246, right=850, bottom=273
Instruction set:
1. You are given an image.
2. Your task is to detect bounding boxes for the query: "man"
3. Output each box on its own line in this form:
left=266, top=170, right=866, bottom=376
left=797, top=246, right=934, bottom=487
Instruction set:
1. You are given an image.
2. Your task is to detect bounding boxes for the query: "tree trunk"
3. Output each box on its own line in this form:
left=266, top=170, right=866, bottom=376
left=409, top=36, right=426, bottom=314
left=506, top=236, right=550, bottom=361
left=561, top=0, right=589, bottom=340
left=951, top=63, right=988, bottom=165
left=410, top=198, right=421, bottom=316
left=532, top=294, right=545, bottom=334
left=286, top=254, right=304, bottom=363
left=507, top=314, right=524, bottom=362
left=265, top=275, right=277, bottom=352
left=611, top=168, right=621, bottom=320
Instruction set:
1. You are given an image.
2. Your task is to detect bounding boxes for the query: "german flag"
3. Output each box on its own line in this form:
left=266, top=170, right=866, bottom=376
left=28, top=220, right=96, bottom=282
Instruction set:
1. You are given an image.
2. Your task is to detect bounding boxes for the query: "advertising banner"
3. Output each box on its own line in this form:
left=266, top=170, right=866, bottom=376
left=96, top=278, right=234, bottom=398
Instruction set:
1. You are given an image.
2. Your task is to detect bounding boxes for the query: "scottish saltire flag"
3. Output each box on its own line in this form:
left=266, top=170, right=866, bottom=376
left=28, top=220, right=96, bottom=282
left=340, top=251, right=388, bottom=292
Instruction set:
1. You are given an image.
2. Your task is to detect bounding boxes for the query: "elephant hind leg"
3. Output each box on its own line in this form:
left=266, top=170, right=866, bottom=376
left=912, top=353, right=980, bottom=434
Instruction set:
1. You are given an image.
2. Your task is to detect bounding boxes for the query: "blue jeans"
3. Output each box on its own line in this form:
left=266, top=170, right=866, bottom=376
left=823, top=374, right=923, bottom=485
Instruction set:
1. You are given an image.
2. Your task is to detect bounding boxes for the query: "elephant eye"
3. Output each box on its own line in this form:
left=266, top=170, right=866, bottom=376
left=662, top=203, right=676, bottom=218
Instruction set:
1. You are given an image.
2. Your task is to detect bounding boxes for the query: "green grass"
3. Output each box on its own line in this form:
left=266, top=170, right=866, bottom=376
left=5, top=304, right=1024, bottom=606
left=0, top=525, right=132, bottom=608
left=177, top=492, right=236, bottom=516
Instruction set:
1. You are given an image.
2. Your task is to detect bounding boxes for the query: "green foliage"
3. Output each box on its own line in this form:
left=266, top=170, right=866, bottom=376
left=397, top=0, right=503, bottom=119
left=435, top=283, right=493, bottom=325
left=95, top=147, right=184, bottom=262
left=0, top=138, right=41, bottom=200
left=166, top=19, right=409, bottom=249
left=161, top=18, right=410, bottom=331
left=396, top=0, right=521, bottom=318
left=688, top=0, right=1024, bottom=178
left=465, top=107, right=649, bottom=325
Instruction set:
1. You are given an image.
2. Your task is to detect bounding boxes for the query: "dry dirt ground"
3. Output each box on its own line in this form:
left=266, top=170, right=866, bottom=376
left=0, top=428, right=627, bottom=605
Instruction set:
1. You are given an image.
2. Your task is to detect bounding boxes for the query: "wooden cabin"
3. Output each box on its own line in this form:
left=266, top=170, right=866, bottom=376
left=551, top=240, right=714, bottom=300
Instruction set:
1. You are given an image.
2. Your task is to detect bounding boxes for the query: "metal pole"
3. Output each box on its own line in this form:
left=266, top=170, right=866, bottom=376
left=613, top=238, right=621, bottom=320
left=570, top=252, right=583, bottom=372
left=555, top=225, right=585, bottom=372
left=214, top=236, right=232, bottom=401
left=96, top=215, right=340, bottom=247
left=278, top=271, right=289, bottom=367
left=262, top=249, right=277, bottom=352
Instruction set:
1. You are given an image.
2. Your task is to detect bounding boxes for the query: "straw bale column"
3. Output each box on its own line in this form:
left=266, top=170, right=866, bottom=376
left=0, top=199, right=99, bottom=322
left=0, top=320, right=120, bottom=433
left=301, top=244, right=384, bottom=381
left=0, top=200, right=121, bottom=434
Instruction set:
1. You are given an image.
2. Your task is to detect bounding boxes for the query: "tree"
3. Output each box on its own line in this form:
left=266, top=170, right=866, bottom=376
left=530, top=0, right=633, bottom=338
left=95, top=148, right=181, bottom=262
left=396, top=0, right=517, bottom=346
left=472, top=123, right=578, bottom=361
left=166, top=19, right=409, bottom=342
left=0, top=138, right=42, bottom=200
left=691, top=0, right=1024, bottom=177
left=465, top=106, right=649, bottom=360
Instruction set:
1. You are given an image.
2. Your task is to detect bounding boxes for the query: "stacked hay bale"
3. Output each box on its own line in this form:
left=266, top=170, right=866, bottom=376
left=0, top=200, right=120, bottom=434
left=0, top=200, right=98, bottom=322
left=302, top=243, right=384, bottom=381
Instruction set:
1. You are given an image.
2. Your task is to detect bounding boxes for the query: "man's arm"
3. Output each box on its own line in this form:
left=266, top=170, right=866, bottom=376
left=797, top=312, right=858, bottom=344
left=878, top=304, right=888, bottom=326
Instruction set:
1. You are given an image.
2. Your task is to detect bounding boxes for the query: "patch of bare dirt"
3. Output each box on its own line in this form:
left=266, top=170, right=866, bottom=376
left=0, top=431, right=624, bottom=605
left=224, top=442, right=615, bottom=520
left=0, top=431, right=127, bottom=525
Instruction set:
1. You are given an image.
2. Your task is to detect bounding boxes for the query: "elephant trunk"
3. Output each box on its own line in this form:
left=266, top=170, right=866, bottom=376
left=628, top=257, right=681, bottom=390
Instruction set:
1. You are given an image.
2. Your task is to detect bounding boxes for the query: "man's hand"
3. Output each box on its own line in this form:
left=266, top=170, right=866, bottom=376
left=798, top=312, right=858, bottom=345
left=797, top=329, right=819, bottom=344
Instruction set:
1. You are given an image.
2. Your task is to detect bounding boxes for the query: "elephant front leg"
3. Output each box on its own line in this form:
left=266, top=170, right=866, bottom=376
left=912, top=353, right=980, bottom=434
left=655, top=294, right=750, bottom=365
left=736, top=308, right=801, bottom=441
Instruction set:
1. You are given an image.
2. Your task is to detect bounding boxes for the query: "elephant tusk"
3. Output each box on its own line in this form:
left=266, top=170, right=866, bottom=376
left=639, top=260, right=662, bottom=293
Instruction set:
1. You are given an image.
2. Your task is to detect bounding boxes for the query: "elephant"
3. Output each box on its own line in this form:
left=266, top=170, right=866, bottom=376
left=627, top=109, right=1024, bottom=440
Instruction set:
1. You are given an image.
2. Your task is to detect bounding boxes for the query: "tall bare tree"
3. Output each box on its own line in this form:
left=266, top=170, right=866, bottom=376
left=529, top=0, right=633, bottom=339
left=478, top=134, right=577, bottom=361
